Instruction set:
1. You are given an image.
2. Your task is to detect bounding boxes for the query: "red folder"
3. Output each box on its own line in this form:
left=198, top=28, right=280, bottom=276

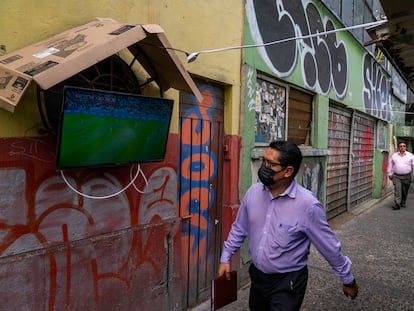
left=211, top=271, right=238, bottom=310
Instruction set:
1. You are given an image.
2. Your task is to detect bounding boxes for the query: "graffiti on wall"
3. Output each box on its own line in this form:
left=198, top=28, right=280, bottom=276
left=297, top=158, right=324, bottom=202
left=246, top=0, right=348, bottom=99
left=0, top=136, right=179, bottom=310
left=377, top=121, right=387, bottom=150
left=362, top=53, right=392, bottom=122
left=353, top=116, right=375, bottom=160
left=255, top=78, right=286, bottom=143
left=179, top=86, right=217, bottom=274
left=246, top=67, right=257, bottom=112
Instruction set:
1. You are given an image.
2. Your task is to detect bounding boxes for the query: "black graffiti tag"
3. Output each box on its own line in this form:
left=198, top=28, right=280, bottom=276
left=250, top=0, right=297, bottom=74
left=248, top=0, right=348, bottom=99
left=362, top=53, right=391, bottom=121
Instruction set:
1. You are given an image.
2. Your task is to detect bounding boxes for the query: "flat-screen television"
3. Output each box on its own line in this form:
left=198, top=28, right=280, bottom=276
left=56, top=86, right=173, bottom=170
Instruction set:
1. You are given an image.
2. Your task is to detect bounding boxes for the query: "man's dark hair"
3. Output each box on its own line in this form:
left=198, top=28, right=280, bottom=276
left=269, top=140, right=302, bottom=178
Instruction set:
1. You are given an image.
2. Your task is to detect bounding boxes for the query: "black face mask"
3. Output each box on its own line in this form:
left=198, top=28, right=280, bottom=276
left=258, top=165, right=276, bottom=187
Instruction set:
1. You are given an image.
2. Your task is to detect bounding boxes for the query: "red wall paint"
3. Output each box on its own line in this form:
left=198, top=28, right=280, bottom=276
left=0, top=135, right=182, bottom=311
left=222, top=135, right=241, bottom=243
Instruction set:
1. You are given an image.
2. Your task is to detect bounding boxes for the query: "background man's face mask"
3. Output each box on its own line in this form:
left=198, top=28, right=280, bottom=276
left=258, top=165, right=276, bottom=186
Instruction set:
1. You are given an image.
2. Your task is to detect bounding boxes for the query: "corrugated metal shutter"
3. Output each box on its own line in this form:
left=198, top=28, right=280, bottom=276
left=350, top=113, right=375, bottom=208
left=326, top=106, right=351, bottom=219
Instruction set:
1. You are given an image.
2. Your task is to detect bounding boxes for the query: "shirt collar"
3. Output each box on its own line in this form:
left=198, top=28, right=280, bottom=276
left=262, top=180, right=297, bottom=199
left=284, top=180, right=298, bottom=198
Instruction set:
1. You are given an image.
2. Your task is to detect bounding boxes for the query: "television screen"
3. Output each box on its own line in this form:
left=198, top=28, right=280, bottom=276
left=56, top=87, right=173, bottom=170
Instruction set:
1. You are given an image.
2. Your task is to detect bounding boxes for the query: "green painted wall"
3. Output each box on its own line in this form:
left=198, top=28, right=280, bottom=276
left=313, top=95, right=329, bottom=149
left=241, top=0, right=394, bottom=204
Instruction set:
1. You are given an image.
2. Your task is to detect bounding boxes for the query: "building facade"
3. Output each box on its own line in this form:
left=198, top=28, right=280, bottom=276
left=0, top=0, right=413, bottom=310
left=238, top=0, right=412, bottom=270
left=0, top=1, right=243, bottom=310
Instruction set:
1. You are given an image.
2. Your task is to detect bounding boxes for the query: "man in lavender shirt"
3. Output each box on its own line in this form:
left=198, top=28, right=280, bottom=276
left=218, top=141, right=358, bottom=311
left=387, top=141, right=414, bottom=209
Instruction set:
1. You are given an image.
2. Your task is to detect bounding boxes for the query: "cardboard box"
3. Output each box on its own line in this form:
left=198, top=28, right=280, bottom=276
left=0, top=18, right=202, bottom=113
left=0, top=67, right=31, bottom=111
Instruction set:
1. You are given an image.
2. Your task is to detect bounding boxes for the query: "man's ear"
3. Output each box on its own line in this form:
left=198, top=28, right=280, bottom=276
left=283, top=166, right=295, bottom=178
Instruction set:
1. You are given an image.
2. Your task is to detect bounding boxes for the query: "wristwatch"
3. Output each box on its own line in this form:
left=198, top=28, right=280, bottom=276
left=343, top=279, right=357, bottom=288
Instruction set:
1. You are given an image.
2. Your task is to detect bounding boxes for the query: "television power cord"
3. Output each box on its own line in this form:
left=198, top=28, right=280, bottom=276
left=60, top=164, right=149, bottom=199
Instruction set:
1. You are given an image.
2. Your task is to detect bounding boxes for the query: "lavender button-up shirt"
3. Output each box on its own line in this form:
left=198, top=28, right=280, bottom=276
left=220, top=180, right=354, bottom=284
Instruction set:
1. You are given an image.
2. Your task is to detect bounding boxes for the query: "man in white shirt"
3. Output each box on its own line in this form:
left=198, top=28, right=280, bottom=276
left=387, top=142, right=414, bottom=209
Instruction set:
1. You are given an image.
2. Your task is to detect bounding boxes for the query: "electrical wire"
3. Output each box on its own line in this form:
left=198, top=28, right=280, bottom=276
left=130, top=165, right=149, bottom=193
left=185, top=20, right=387, bottom=62
left=60, top=164, right=146, bottom=199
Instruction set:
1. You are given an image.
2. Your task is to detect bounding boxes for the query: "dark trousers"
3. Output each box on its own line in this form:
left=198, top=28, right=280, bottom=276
left=248, top=264, right=308, bottom=311
left=393, top=173, right=411, bottom=206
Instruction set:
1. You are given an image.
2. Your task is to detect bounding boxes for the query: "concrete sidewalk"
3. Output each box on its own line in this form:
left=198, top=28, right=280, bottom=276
left=193, top=187, right=414, bottom=311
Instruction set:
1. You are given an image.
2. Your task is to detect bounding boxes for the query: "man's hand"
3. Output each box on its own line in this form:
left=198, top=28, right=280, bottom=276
left=218, top=262, right=231, bottom=280
left=342, top=280, right=359, bottom=300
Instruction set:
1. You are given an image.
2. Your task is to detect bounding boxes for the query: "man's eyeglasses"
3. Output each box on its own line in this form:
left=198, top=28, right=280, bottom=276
left=260, top=157, right=284, bottom=168
left=399, top=145, right=406, bottom=148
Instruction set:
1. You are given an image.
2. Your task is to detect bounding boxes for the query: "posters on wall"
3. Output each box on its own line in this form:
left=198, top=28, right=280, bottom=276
left=255, top=77, right=286, bottom=143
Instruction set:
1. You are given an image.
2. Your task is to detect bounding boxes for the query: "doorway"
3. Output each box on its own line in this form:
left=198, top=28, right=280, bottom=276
left=179, top=81, right=225, bottom=308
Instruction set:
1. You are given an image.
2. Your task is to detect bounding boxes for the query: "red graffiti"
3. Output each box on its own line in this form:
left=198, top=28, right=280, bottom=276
left=0, top=136, right=181, bottom=310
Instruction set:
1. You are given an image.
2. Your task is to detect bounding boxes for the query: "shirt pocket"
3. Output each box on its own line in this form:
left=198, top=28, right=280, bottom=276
left=270, top=223, right=299, bottom=248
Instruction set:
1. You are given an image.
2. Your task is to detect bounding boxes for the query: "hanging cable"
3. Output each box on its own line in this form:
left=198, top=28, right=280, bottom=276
left=60, top=164, right=142, bottom=199
left=131, top=165, right=149, bottom=193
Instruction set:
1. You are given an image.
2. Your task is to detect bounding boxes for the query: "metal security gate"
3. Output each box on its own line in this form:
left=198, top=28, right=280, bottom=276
left=349, top=113, right=375, bottom=208
left=179, top=82, right=224, bottom=309
left=326, top=106, right=352, bottom=219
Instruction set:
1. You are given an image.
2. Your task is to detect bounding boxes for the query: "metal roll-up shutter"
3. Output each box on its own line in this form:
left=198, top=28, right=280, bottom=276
left=350, top=113, right=375, bottom=208
left=326, top=106, right=352, bottom=219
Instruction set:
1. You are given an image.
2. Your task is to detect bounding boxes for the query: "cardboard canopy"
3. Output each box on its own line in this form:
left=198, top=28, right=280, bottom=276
left=0, top=18, right=202, bottom=113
